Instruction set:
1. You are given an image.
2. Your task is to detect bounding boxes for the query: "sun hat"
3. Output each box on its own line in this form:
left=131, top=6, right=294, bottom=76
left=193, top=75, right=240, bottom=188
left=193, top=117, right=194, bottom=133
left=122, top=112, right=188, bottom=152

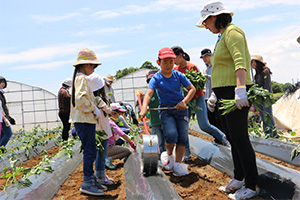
left=105, top=74, right=114, bottom=82
left=111, top=103, right=127, bottom=112
left=196, top=1, right=234, bottom=28
left=0, top=76, right=7, bottom=89
left=158, top=47, right=176, bottom=59
left=62, top=78, right=72, bottom=87
left=251, top=54, right=266, bottom=65
left=73, top=48, right=102, bottom=67
left=200, top=48, right=212, bottom=58
left=88, top=73, right=105, bottom=92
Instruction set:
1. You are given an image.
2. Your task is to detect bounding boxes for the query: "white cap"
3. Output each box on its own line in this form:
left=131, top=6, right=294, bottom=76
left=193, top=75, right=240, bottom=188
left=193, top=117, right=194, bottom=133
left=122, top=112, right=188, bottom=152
left=88, top=73, right=105, bottom=92
left=63, top=78, right=72, bottom=87
left=196, top=1, right=233, bottom=28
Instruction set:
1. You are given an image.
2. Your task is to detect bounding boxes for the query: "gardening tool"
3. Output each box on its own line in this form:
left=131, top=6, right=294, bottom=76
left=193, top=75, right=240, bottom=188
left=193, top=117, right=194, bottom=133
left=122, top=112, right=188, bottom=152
left=136, top=90, right=159, bottom=176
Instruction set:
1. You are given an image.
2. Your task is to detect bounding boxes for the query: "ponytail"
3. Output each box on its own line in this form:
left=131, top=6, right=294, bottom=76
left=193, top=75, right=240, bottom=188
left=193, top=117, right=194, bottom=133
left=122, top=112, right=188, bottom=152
left=71, top=66, right=80, bottom=107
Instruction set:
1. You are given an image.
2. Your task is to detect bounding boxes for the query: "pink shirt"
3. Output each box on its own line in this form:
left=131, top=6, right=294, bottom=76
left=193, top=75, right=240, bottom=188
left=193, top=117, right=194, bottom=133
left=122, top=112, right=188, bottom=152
left=108, top=119, right=125, bottom=146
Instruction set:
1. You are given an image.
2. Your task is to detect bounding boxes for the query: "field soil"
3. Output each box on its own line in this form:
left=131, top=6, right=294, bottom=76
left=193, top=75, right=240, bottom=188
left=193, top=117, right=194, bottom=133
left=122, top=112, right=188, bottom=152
left=1, top=129, right=299, bottom=199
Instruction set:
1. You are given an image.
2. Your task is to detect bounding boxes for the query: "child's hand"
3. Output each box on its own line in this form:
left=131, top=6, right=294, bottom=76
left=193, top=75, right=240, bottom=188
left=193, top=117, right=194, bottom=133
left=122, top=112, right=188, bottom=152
left=175, top=101, right=187, bottom=110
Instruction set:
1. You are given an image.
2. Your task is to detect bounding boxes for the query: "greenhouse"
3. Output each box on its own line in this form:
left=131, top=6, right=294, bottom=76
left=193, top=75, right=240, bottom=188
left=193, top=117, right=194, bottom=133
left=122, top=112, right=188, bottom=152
left=5, top=80, right=60, bottom=132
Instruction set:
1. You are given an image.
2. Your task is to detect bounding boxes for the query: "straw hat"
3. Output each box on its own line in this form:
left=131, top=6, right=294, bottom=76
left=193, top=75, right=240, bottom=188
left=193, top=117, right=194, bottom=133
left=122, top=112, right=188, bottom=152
left=105, top=74, right=114, bottom=82
left=251, top=54, right=266, bottom=65
left=73, top=48, right=102, bottom=67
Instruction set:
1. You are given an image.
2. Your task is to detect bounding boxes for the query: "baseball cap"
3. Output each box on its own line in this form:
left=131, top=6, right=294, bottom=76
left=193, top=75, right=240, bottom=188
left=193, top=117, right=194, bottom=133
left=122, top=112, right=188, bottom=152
left=158, top=47, right=176, bottom=59
left=111, top=103, right=127, bottom=112
left=200, top=48, right=212, bottom=58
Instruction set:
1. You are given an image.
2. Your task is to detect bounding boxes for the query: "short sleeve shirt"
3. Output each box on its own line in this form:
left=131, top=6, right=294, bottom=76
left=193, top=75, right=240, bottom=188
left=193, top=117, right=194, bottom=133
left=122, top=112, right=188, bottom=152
left=148, top=70, right=191, bottom=105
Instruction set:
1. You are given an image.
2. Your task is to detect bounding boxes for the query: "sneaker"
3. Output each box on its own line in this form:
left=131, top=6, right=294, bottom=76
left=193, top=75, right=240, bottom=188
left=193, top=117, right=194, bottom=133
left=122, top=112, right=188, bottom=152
left=232, top=185, right=260, bottom=200
left=221, top=137, right=231, bottom=148
left=163, top=155, right=174, bottom=170
left=92, top=177, right=108, bottom=191
left=80, top=180, right=105, bottom=196
left=173, top=162, right=189, bottom=176
left=97, top=175, right=114, bottom=185
left=225, top=179, right=245, bottom=193
left=105, top=158, right=116, bottom=169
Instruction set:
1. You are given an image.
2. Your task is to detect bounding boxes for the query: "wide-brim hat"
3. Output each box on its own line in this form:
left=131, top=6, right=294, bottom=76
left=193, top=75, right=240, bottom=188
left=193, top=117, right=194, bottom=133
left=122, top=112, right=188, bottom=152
left=105, top=74, right=114, bottom=82
left=196, top=1, right=234, bottom=28
left=73, top=48, right=102, bottom=67
left=251, top=54, right=266, bottom=65
left=63, top=78, right=72, bottom=87
left=88, top=73, right=105, bottom=92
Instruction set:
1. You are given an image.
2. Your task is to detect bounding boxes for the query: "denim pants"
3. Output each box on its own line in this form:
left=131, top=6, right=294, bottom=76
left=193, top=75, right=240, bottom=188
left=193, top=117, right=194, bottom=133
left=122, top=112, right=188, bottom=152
left=0, top=124, right=13, bottom=147
left=95, top=139, right=108, bottom=178
left=258, top=104, right=277, bottom=137
left=195, top=96, right=225, bottom=142
left=159, top=108, right=189, bottom=146
left=151, top=125, right=166, bottom=157
left=74, top=123, right=96, bottom=181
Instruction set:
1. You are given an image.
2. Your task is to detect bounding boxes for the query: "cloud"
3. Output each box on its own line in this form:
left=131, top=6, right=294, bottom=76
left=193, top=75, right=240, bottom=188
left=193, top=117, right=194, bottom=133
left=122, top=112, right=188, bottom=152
left=11, top=60, right=73, bottom=70
left=0, top=43, right=108, bottom=64
left=9, top=49, right=132, bottom=70
left=74, top=24, right=146, bottom=36
left=31, top=13, right=82, bottom=23
left=248, top=24, right=300, bottom=83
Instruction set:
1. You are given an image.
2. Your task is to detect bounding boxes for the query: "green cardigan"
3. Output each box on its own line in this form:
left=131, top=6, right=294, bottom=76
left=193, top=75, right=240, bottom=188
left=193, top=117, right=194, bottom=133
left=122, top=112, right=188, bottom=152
left=211, top=24, right=252, bottom=89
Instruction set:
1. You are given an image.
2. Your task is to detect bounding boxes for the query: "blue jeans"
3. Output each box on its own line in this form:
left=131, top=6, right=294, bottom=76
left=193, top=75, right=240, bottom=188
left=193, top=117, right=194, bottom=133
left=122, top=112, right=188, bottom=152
left=0, top=124, right=13, bottom=147
left=159, top=108, right=189, bottom=146
left=74, top=123, right=96, bottom=181
left=195, top=96, right=225, bottom=142
left=95, top=139, right=108, bottom=178
left=151, top=125, right=166, bottom=157
left=258, top=104, right=277, bottom=137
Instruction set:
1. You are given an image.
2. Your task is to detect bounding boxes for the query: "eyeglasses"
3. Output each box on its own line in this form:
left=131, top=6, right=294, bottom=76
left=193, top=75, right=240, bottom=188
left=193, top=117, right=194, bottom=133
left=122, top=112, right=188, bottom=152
left=202, top=16, right=211, bottom=26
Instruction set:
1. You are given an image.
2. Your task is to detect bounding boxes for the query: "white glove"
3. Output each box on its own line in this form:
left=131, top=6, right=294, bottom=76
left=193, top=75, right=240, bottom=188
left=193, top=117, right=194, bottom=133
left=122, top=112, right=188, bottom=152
left=207, top=93, right=217, bottom=112
left=235, top=86, right=249, bottom=110
left=4, top=118, right=11, bottom=127
left=93, top=106, right=101, bottom=119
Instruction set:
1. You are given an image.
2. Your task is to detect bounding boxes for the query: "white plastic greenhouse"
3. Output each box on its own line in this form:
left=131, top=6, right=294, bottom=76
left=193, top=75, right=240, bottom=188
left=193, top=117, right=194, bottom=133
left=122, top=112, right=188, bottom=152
left=5, top=80, right=60, bottom=132
left=113, top=68, right=150, bottom=112
left=5, top=69, right=151, bottom=132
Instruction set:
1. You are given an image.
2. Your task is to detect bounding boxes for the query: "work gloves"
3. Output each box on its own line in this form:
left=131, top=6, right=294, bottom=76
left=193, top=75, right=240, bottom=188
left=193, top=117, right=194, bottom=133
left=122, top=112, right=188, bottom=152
left=93, top=106, right=101, bottom=119
left=129, top=140, right=136, bottom=151
left=207, top=93, right=217, bottom=112
left=235, top=86, right=249, bottom=109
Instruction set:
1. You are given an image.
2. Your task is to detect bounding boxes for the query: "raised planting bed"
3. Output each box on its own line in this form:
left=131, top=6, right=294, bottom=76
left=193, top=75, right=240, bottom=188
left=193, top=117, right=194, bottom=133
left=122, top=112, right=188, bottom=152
left=189, top=134, right=300, bottom=199
left=0, top=141, right=82, bottom=200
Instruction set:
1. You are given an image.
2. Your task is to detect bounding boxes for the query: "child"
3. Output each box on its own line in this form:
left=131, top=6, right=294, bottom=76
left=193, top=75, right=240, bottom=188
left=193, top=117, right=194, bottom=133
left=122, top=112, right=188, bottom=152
left=0, top=100, right=2, bottom=137
left=140, top=47, right=196, bottom=176
left=88, top=73, right=114, bottom=185
left=69, top=48, right=107, bottom=196
left=106, top=105, right=136, bottom=169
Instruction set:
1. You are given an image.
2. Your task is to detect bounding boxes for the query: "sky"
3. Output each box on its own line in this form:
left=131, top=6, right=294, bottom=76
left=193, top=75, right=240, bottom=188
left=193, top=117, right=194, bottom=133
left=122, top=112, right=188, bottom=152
left=1, top=0, right=300, bottom=95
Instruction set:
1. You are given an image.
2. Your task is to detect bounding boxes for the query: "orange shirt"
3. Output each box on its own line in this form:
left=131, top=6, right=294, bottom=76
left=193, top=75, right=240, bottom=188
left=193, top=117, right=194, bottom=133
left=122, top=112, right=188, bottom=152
left=174, top=62, right=204, bottom=98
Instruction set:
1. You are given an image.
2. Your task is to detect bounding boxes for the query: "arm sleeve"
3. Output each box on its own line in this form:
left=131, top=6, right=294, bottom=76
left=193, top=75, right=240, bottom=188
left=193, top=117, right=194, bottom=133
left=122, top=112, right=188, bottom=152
left=225, top=29, right=248, bottom=72
left=110, top=120, right=125, bottom=137
left=75, top=77, right=95, bottom=113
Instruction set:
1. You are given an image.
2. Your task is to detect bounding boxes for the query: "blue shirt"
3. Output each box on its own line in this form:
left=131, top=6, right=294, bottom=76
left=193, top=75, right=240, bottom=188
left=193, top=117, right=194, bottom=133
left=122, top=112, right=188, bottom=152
left=148, top=70, right=191, bottom=105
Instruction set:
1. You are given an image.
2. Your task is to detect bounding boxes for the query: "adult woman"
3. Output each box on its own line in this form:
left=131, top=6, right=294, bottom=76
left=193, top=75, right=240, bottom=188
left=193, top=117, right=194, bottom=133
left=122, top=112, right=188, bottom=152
left=251, top=55, right=277, bottom=137
left=58, top=78, right=72, bottom=141
left=196, top=2, right=259, bottom=199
